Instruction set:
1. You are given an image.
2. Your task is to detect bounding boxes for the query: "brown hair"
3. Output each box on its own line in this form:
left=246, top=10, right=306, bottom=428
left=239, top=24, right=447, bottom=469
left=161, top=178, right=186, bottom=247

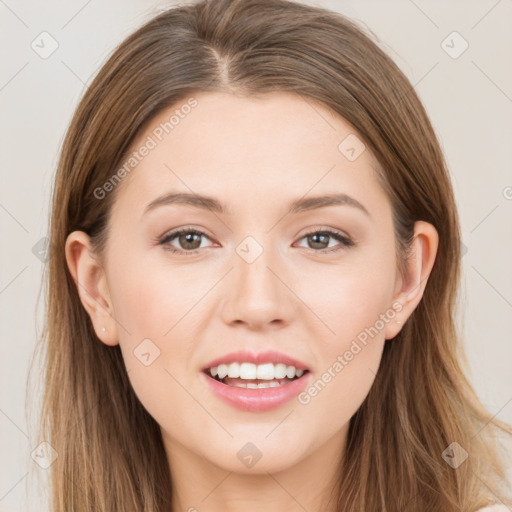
left=29, top=0, right=512, bottom=510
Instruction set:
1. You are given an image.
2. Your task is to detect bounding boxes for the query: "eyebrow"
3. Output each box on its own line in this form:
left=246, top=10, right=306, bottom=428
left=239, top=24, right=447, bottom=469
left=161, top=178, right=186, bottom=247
left=143, top=191, right=370, bottom=217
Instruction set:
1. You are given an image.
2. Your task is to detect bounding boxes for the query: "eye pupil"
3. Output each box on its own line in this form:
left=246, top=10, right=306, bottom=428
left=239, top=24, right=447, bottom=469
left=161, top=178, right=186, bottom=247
left=180, top=232, right=201, bottom=249
left=308, top=233, right=329, bottom=249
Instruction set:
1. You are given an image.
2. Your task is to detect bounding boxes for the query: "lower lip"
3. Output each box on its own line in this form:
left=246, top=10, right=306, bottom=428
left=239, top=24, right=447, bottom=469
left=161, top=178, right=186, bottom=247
left=201, top=372, right=311, bottom=412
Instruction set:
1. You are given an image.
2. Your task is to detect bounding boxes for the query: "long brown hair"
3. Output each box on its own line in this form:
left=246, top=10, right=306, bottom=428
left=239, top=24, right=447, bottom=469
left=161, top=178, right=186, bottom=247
left=29, top=0, right=512, bottom=510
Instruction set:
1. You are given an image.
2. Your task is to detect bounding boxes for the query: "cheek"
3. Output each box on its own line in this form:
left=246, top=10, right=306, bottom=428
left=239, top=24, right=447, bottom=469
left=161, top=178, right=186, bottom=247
left=293, top=250, right=396, bottom=341
left=107, top=262, right=204, bottom=430
left=293, top=248, right=394, bottom=414
left=295, top=267, right=391, bottom=430
left=108, top=246, right=203, bottom=337
left=296, top=336, right=384, bottom=443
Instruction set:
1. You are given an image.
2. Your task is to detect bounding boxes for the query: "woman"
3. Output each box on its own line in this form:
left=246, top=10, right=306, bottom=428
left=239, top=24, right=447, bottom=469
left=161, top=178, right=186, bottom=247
left=32, top=0, right=512, bottom=510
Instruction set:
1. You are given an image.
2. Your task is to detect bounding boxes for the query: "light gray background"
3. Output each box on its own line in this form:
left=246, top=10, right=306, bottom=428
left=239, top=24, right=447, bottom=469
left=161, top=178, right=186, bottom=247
left=1, top=1, right=511, bottom=510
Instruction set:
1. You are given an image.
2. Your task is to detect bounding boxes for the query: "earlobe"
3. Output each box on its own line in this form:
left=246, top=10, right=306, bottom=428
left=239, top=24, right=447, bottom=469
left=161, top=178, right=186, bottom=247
left=385, top=221, right=439, bottom=340
left=64, top=231, right=119, bottom=346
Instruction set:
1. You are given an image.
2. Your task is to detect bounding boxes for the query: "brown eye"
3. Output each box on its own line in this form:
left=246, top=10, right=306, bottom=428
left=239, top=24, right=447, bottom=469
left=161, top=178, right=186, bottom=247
left=159, top=228, right=212, bottom=254
left=176, top=231, right=202, bottom=250
left=295, top=229, right=354, bottom=253
left=306, top=232, right=331, bottom=250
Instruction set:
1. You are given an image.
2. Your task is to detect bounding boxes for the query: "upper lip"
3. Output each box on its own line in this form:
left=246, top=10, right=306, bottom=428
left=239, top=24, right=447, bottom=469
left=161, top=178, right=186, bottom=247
left=202, top=350, right=309, bottom=372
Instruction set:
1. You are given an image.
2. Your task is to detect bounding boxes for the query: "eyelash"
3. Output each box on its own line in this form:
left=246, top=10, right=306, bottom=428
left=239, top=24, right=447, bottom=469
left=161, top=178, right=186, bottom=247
left=158, top=227, right=354, bottom=256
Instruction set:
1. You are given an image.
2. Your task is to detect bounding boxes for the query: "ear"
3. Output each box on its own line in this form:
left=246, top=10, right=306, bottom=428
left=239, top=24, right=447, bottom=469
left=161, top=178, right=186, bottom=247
left=65, top=231, right=119, bottom=346
left=385, top=221, right=439, bottom=340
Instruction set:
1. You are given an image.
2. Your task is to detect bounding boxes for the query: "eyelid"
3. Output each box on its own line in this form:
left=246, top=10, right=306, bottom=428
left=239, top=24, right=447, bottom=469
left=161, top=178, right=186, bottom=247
left=158, top=226, right=354, bottom=255
left=158, top=227, right=217, bottom=255
left=293, top=227, right=354, bottom=252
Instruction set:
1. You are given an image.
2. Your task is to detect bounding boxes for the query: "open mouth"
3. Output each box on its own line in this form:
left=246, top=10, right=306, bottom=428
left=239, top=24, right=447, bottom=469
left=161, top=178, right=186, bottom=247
left=203, top=363, right=310, bottom=389
left=202, top=359, right=312, bottom=411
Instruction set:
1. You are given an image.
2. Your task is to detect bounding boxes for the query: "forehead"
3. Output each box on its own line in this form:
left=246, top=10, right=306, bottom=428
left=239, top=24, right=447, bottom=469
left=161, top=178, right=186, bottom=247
left=112, top=91, right=385, bottom=217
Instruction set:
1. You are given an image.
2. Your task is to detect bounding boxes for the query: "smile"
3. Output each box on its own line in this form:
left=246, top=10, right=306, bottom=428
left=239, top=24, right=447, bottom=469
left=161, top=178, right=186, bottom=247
left=201, top=360, right=311, bottom=412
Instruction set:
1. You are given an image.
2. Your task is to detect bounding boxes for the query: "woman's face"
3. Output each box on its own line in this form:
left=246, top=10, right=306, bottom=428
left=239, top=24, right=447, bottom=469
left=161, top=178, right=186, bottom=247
left=71, top=91, right=425, bottom=476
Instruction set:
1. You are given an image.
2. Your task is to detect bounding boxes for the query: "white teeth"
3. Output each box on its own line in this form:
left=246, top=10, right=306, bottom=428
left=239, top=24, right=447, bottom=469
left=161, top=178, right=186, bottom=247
left=227, top=362, right=240, bottom=378
left=256, top=363, right=274, bottom=380
left=208, top=362, right=306, bottom=380
left=274, top=363, right=287, bottom=379
left=258, top=381, right=276, bottom=388
left=286, top=366, right=296, bottom=379
left=229, top=379, right=293, bottom=389
left=240, top=363, right=257, bottom=379
left=217, top=364, right=228, bottom=379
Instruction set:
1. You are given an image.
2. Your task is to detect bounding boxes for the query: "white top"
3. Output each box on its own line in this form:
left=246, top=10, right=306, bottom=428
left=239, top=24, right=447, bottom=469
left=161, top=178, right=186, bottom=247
left=477, top=505, right=510, bottom=511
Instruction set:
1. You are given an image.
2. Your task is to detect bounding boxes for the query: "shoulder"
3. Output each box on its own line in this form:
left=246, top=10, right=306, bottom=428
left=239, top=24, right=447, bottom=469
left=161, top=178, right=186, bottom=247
left=476, top=505, right=511, bottom=512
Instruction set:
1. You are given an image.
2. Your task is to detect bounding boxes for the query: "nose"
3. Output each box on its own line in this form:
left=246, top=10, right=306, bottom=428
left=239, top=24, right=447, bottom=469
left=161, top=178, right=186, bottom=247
left=219, top=242, right=296, bottom=330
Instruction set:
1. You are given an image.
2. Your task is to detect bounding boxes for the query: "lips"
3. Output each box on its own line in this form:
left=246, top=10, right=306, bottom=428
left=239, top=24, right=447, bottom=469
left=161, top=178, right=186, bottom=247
left=200, top=349, right=312, bottom=412
left=202, top=371, right=310, bottom=412
left=202, top=349, right=310, bottom=372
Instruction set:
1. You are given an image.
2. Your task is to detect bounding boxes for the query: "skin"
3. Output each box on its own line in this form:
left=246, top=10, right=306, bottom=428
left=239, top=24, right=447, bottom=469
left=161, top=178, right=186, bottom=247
left=65, top=91, right=438, bottom=512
